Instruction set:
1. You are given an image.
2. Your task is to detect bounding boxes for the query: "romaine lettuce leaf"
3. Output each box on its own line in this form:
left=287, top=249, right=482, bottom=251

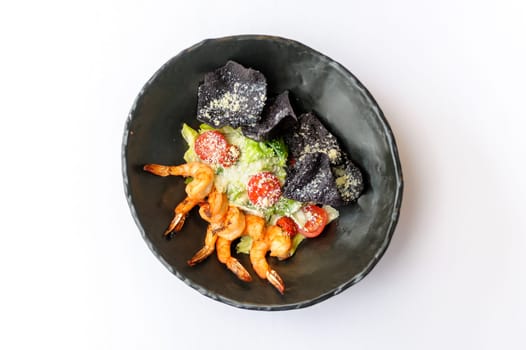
left=236, top=235, right=253, bottom=254
left=181, top=123, right=199, bottom=163
left=288, top=234, right=306, bottom=257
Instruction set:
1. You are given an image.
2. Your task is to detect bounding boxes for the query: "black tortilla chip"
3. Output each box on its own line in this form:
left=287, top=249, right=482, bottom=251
left=241, top=90, right=298, bottom=141
left=284, top=112, right=343, bottom=165
left=283, top=112, right=364, bottom=206
left=197, top=61, right=267, bottom=128
left=283, top=152, right=345, bottom=206
left=332, top=154, right=364, bottom=203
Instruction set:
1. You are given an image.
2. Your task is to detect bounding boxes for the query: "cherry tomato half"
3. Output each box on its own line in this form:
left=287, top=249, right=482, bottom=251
left=194, top=131, right=228, bottom=164
left=298, top=204, right=328, bottom=238
left=276, top=216, right=298, bottom=237
left=247, top=172, right=282, bottom=208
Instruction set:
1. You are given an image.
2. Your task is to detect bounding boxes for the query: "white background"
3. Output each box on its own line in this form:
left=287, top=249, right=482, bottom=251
left=1, top=1, right=525, bottom=349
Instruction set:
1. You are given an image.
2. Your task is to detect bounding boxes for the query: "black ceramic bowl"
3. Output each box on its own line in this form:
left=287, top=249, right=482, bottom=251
left=122, top=35, right=403, bottom=310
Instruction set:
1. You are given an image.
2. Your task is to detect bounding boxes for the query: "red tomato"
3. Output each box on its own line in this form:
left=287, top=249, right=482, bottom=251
left=194, top=131, right=228, bottom=164
left=219, top=144, right=240, bottom=167
left=298, top=205, right=328, bottom=238
left=276, top=216, right=298, bottom=237
left=247, top=172, right=282, bottom=208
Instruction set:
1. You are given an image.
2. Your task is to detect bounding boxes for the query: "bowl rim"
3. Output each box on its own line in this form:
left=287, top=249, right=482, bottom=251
left=122, top=34, right=404, bottom=311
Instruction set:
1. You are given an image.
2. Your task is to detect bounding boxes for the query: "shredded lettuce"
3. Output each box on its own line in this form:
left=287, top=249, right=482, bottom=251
left=323, top=205, right=340, bottom=222
left=186, top=124, right=292, bottom=210
left=198, top=123, right=216, bottom=132
left=182, top=123, right=198, bottom=144
left=236, top=235, right=253, bottom=254
left=226, top=182, right=247, bottom=203
left=241, top=138, right=281, bottom=164
left=288, top=234, right=306, bottom=257
left=266, top=197, right=303, bottom=218
left=266, top=139, right=288, bottom=166
left=181, top=123, right=199, bottom=163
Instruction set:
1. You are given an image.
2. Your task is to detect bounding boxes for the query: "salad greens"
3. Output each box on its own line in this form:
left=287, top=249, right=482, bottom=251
left=180, top=123, right=339, bottom=257
left=181, top=123, right=297, bottom=218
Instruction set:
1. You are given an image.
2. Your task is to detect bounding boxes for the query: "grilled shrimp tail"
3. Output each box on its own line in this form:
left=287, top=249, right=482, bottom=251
left=266, top=269, right=285, bottom=295
left=225, top=257, right=252, bottom=282
left=187, top=245, right=215, bottom=266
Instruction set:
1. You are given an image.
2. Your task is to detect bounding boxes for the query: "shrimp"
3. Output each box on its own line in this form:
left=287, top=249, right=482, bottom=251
left=187, top=189, right=229, bottom=265
left=188, top=205, right=249, bottom=280
left=143, top=162, right=214, bottom=199
left=246, top=216, right=287, bottom=294
left=267, top=225, right=292, bottom=261
left=209, top=206, right=249, bottom=281
left=143, top=162, right=214, bottom=235
left=216, top=236, right=252, bottom=282
left=250, top=239, right=285, bottom=295
left=198, top=189, right=228, bottom=224
left=187, top=222, right=221, bottom=266
left=163, top=197, right=202, bottom=234
left=244, top=214, right=266, bottom=241
left=215, top=206, right=246, bottom=241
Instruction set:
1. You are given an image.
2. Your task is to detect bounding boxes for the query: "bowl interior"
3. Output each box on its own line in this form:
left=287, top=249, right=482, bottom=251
left=123, top=35, right=402, bottom=310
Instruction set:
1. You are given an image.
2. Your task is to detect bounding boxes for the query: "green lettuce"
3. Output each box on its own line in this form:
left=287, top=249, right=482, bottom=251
left=236, top=235, right=253, bottom=254
left=181, top=123, right=199, bottom=163
left=235, top=233, right=306, bottom=258
left=288, top=234, right=306, bottom=257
